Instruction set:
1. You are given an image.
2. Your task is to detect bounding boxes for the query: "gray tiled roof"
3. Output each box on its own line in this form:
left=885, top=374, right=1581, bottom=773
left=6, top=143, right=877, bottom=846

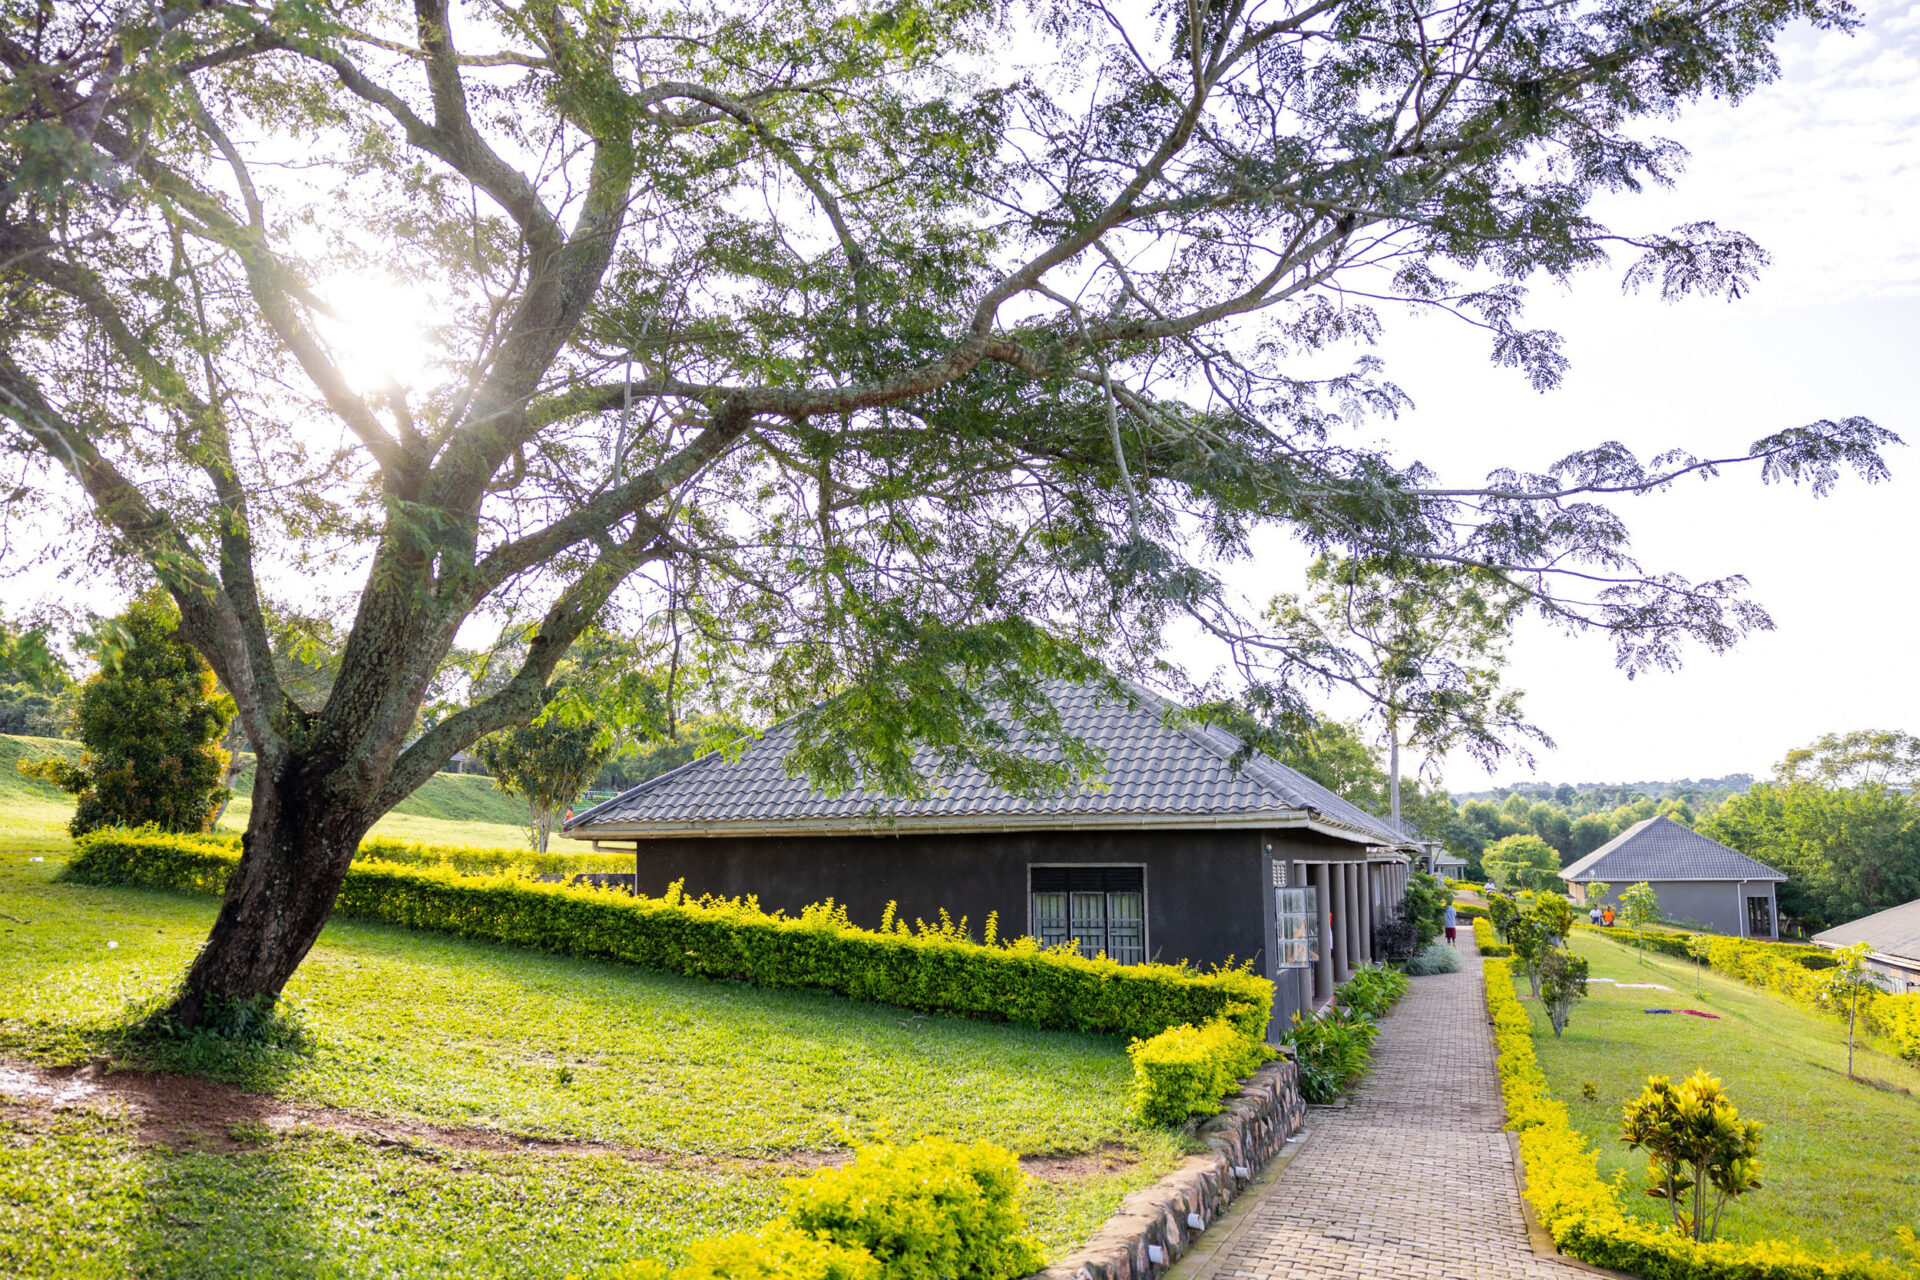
left=566, top=678, right=1408, bottom=845
left=1558, top=816, right=1786, bottom=884
left=1813, top=899, right=1920, bottom=964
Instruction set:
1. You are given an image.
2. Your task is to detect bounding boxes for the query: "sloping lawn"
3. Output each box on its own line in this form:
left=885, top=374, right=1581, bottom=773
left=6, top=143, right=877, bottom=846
left=1515, top=931, right=1920, bottom=1260
left=0, top=850, right=1181, bottom=1278
left=1, top=733, right=534, bottom=852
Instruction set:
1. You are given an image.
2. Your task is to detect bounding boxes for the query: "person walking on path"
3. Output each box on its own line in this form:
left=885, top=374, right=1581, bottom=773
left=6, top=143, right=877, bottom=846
left=1444, top=902, right=1458, bottom=945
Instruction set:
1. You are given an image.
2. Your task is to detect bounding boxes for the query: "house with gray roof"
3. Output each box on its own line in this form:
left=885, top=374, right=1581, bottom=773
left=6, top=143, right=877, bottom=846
left=1814, top=900, right=1920, bottom=993
left=1558, top=816, right=1787, bottom=939
left=565, top=678, right=1417, bottom=1033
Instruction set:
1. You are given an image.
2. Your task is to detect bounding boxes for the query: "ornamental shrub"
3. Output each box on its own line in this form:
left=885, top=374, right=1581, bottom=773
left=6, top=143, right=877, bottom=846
left=19, top=593, right=234, bottom=836
left=783, top=1138, right=1046, bottom=1280
left=1619, top=1071, right=1762, bottom=1242
left=610, top=1225, right=881, bottom=1280
left=1283, top=1003, right=1378, bottom=1104
left=1338, top=965, right=1409, bottom=1018
left=1404, top=941, right=1461, bottom=975
left=1473, top=917, right=1511, bottom=957
left=64, top=830, right=1273, bottom=1042
left=1127, top=1018, right=1273, bottom=1126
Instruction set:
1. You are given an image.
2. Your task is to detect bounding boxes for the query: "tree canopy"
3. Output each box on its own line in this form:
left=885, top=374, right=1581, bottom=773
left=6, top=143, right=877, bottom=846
left=0, top=0, right=1895, bottom=1020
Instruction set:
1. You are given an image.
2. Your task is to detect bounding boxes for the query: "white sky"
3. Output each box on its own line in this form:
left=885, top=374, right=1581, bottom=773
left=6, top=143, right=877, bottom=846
left=1190, top=1, right=1920, bottom=790
left=6, top=3, right=1916, bottom=792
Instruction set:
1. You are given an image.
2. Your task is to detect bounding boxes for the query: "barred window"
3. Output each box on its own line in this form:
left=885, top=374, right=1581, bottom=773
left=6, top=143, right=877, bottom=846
left=1031, top=867, right=1145, bottom=964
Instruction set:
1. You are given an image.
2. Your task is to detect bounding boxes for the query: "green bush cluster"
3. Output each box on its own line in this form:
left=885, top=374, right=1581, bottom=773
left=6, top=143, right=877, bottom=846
left=612, top=1138, right=1044, bottom=1280
left=1336, top=965, right=1408, bottom=1017
left=1485, top=957, right=1909, bottom=1280
left=1404, top=940, right=1462, bottom=975
left=1277, top=967, right=1406, bottom=1104
left=1126, top=1018, right=1272, bottom=1126
left=65, top=830, right=1273, bottom=1042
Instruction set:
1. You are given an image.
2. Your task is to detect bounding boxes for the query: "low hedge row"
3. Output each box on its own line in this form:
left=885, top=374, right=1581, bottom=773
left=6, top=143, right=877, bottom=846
left=356, top=835, right=633, bottom=878
left=1472, top=917, right=1510, bottom=957
left=65, top=830, right=1273, bottom=1042
left=1484, top=957, right=1909, bottom=1280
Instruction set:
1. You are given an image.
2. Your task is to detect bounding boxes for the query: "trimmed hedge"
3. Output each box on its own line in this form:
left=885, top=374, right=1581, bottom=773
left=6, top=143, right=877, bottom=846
left=1126, top=1018, right=1272, bottom=1126
left=1485, top=957, right=1910, bottom=1280
left=1472, top=917, right=1510, bottom=958
left=356, top=834, right=633, bottom=878
left=65, top=830, right=1272, bottom=1042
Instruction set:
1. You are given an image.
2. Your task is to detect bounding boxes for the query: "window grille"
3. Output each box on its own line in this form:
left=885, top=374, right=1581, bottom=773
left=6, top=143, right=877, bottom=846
left=1030, top=867, right=1145, bottom=964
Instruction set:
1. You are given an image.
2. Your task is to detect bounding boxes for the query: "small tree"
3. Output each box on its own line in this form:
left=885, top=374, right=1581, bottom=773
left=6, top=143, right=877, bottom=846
left=1529, top=892, right=1577, bottom=950
left=1583, top=881, right=1612, bottom=920
left=1822, top=943, right=1885, bottom=1080
left=476, top=718, right=616, bottom=854
left=1618, top=883, right=1663, bottom=965
left=1686, top=933, right=1715, bottom=994
left=1484, top=834, right=1561, bottom=893
left=1399, top=872, right=1451, bottom=951
left=1539, top=949, right=1591, bottom=1037
left=20, top=594, right=233, bottom=835
left=1620, top=1071, right=1764, bottom=1242
left=1507, top=915, right=1547, bottom=999
left=1486, top=892, right=1519, bottom=942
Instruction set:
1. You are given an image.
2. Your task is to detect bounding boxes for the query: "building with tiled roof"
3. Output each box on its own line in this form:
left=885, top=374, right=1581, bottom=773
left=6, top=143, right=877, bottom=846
left=566, top=679, right=1418, bottom=1031
left=1814, top=899, right=1920, bottom=993
left=1559, top=816, right=1786, bottom=939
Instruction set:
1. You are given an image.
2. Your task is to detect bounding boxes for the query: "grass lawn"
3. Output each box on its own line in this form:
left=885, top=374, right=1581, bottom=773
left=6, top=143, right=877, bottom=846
left=0, top=846, right=1183, bottom=1278
left=1515, top=931, right=1920, bottom=1260
left=2, top=732, right=533, bottom=853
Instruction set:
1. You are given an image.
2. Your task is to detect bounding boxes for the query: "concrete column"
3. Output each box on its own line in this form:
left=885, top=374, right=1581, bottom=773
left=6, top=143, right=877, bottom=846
left=1358, top=862, right=1374, bottom=964
left=1313, top=863, right=1334, bottom=1005
left=1333, top=862, right=1353, bottom=983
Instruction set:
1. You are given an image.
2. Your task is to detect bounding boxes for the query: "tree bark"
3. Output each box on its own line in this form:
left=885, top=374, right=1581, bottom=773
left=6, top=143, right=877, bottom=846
left=166, top=753, right=372, bottom=1027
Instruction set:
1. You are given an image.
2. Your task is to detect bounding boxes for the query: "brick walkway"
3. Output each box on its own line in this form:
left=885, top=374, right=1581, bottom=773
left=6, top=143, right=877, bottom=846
left=1178, top=936, right=1587, bottom=1280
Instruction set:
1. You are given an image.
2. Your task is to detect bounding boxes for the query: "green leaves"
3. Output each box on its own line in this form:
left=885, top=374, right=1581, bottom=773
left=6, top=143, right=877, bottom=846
left=1619, top=1070, right=1764, bottom=1241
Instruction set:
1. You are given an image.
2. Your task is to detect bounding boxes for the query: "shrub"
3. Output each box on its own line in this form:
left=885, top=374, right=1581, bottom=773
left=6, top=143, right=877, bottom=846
left=609, top=1224, right=880, bottom=1280
left=1370, top=917, right=1420, bottom=963
left=64, top=830, right=1273, bottom=1042
left=1473, top=917, right=1511, bottom=957
left=783, top=1138, right=1046, bottom=1280
left=18, top=593, right=233, bottom=836
left=1127, top=1018, right=1272, bottom=1126
left=1619, top=1071, right=1762, bottom=1242
left=1399, top=871, right=1449, bottom=950
left=1337, top=965, right=1409, bottom=1018
left=1484, top=957, right=1909, bottom=1280
left=1700, top=934, right=1920, bottom=1066
left=1283, top=1004, right=1377, bottom=1103
left=355, top=835, right=633, bottom=878
left=1538, top=949, right=1589, bottom=1037
left=1404, top=941, right=1461, bottom=975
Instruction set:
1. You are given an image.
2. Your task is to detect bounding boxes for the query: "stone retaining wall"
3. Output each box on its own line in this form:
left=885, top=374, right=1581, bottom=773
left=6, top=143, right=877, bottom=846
left=1035, top=1053, right=1307, bottom=1280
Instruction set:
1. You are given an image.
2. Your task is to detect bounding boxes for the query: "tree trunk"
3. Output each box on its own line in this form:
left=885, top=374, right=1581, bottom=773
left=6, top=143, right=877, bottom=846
left=1388, top=720, right=1401, bottom=828
left=166, top=757, right=372, bottom=1027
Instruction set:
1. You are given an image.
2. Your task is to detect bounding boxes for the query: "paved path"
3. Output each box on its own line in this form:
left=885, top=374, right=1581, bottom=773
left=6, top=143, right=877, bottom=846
left=1176, top=937, right=1588, bottom=1280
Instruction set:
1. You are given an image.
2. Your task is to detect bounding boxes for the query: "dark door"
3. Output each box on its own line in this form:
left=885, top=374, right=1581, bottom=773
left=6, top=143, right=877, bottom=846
left=1746, top=895, right=1773, bottom=938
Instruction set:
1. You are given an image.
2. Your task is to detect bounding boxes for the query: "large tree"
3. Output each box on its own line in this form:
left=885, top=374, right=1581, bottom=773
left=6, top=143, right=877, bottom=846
left=0, top=0, right=1894, bottom=1024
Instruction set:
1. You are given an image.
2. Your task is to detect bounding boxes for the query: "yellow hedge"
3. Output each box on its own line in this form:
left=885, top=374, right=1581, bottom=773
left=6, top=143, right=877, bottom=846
left=1473, top=916, right=1510, bottom=957
left=1483, top=958, right=1912, bottom=1280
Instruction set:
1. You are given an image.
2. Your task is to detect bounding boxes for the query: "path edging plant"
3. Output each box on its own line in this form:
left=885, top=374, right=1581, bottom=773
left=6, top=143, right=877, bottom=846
left=1483, top=957, right=1910, bottom=1280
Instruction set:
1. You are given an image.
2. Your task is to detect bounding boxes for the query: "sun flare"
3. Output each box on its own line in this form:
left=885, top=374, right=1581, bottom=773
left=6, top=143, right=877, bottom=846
left=315, top=272, right=440, bottom=394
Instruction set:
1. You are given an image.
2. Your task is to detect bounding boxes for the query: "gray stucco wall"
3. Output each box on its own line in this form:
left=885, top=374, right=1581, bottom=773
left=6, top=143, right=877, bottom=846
left=1575, top=879, right=1778, bottom=938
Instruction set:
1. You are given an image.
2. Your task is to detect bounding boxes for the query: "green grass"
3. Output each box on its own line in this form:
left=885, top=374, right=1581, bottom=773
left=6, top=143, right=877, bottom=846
left=0, top=846, right=1180, bottom=1277
left=1517, top=932, right=1920, bottom=1260
left=2, top=733, right=534, bottom=853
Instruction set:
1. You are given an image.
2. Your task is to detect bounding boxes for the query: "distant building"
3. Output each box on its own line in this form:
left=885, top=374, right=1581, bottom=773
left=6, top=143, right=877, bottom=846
left=1557, top=816, right=1786, bottom=939
left=1813, top=900, right=1920, bottom=993
left=565, top=678, right=1418, bottom=1035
